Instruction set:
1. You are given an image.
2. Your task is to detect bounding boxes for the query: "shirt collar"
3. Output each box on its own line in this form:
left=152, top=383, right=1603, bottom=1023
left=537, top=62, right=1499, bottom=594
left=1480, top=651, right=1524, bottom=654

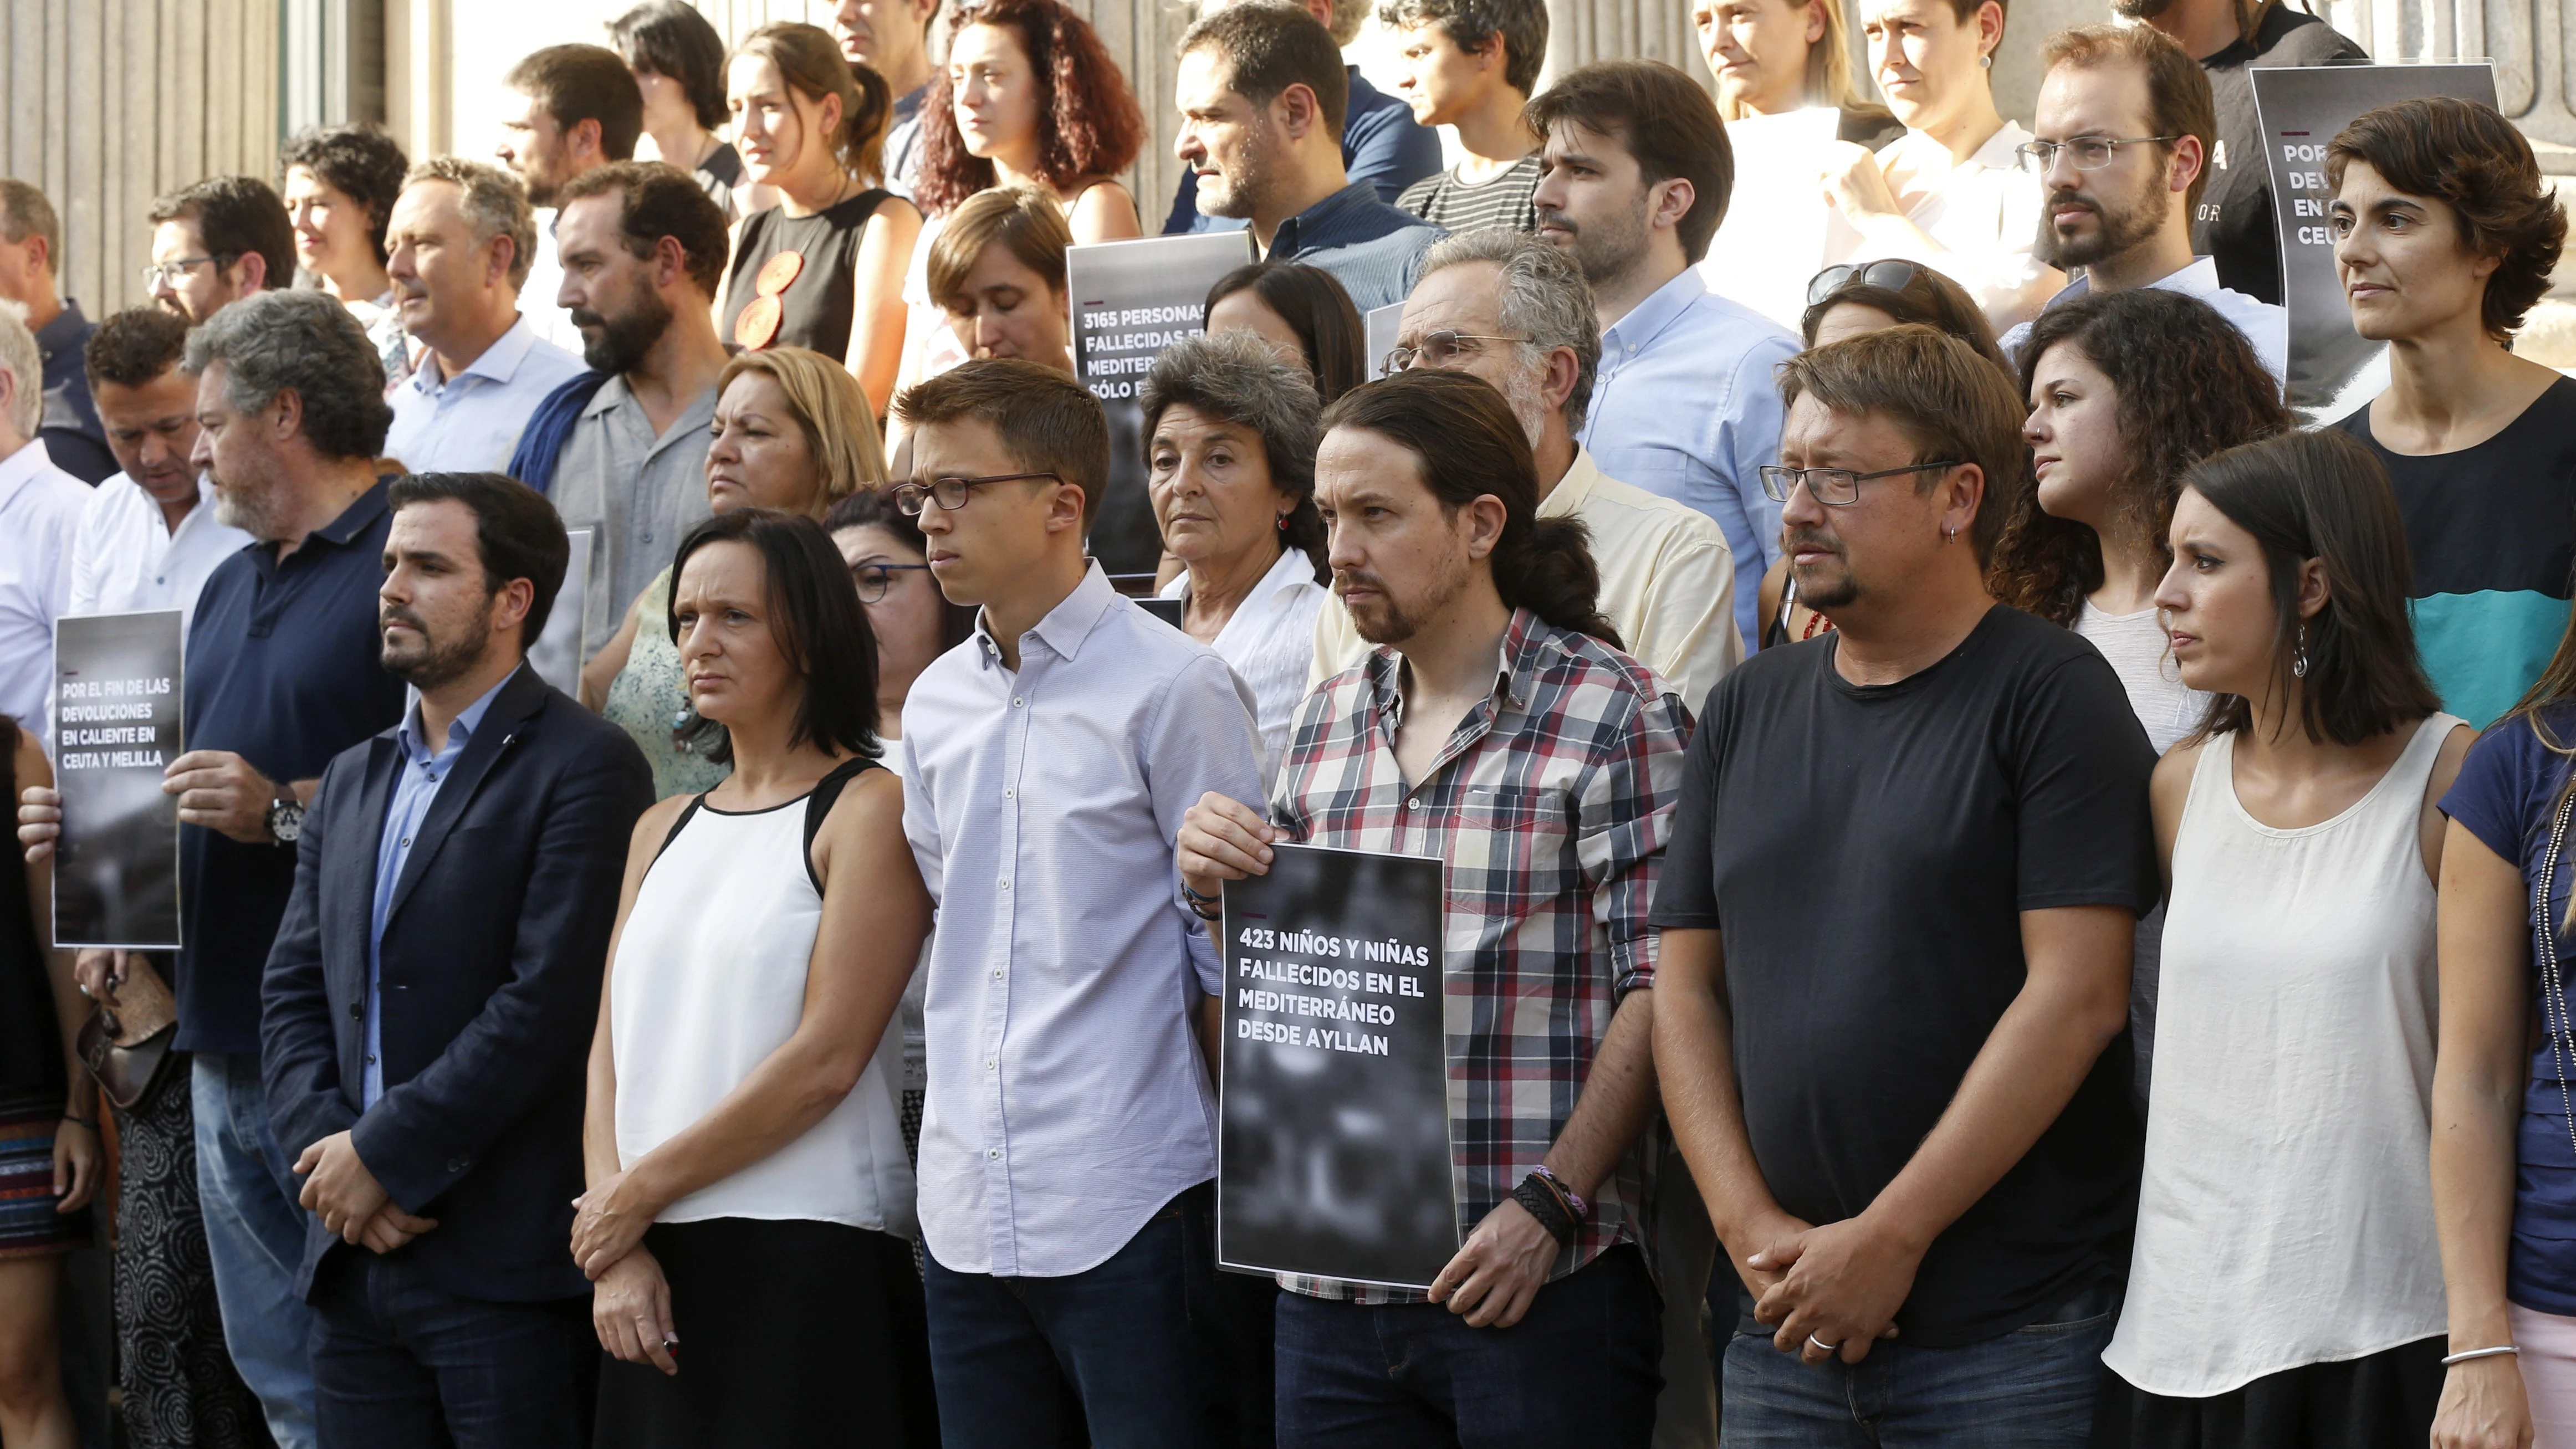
left=1273, top=182, right=1377, bottom=254
left=1166, top=546, right=1317, bottom=612
left=974, top=561, right=1117, bottom=670
left=1968, top=122, right=2031, bottom=173
left=413, top=314, right=542, bottom=394
left=1361, top=606, right=1546, bottom=735
left=1542, top=447, right=1603, bottom=520
left=2045, top=254, right=2225, bottom=311
left=1602, top=267, right=1707, bottom=354
left=397, top=663, right=520, bottom=764
left=310, top=477, right=395, bottom=549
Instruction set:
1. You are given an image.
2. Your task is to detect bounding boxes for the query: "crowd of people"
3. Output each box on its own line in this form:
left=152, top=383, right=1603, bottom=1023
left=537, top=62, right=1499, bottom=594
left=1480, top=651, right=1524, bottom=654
left=0, top=1, right=2568, bottom=1447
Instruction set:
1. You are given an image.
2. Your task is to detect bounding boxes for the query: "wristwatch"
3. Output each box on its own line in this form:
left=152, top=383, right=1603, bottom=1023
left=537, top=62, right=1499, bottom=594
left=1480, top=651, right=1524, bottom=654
left=267, top=788, right=305, bottom=845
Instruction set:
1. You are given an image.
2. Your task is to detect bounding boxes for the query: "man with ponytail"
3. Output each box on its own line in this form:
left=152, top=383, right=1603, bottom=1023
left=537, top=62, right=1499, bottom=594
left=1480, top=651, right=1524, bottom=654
left=1652, top=324, right=2158, bottom=1443
left=1178, top=368, right=1686, bottom=1446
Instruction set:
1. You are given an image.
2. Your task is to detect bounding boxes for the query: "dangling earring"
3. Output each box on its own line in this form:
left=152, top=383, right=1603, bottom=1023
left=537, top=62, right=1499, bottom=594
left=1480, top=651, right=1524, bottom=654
left=2292, top=624, right=2311, bottom=679
left=1276, top=513, right=1290, bottom=532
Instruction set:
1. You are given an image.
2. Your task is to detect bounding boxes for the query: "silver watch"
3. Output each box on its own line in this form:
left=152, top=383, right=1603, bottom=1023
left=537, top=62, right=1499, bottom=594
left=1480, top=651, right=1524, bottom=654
left=267, top=791, right=304, bottom=845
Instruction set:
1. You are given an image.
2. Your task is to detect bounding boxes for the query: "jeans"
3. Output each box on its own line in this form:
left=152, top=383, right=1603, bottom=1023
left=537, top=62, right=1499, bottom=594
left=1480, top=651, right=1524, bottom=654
left=193, top=1051, right=318, bottom=1449
left=1716, top=1280, right=2118, bottom=1448
left=1274, top=1245, right=1663, bottom=1449
left=308, top=1249, right=592, bottom=1449
left=925, top=1180, right=1218, bottom=1449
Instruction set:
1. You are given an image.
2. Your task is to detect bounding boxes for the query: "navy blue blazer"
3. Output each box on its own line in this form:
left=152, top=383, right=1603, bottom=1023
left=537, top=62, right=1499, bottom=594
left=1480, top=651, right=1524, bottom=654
left=261, top=665, right=652, bottom=1302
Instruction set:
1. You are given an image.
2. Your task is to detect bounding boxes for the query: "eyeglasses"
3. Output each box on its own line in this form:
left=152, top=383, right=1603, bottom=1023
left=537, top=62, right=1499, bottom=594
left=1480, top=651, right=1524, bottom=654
left=890, top=471, right=1063, bottom=515
left=2011, top=136, right=2180, bottom=175
left=1806, top=260, right=1929, bottom=307
left=1759, top=460, right=1964, bottom=506
left=139, top=254, right=233, bottom=289
left=1382, top=330, right=1528, bottom=373
left=851, top=561, right=933, bottom=602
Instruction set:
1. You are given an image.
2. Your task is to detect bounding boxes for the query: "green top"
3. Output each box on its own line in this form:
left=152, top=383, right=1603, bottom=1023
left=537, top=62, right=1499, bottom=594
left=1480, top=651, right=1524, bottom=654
left=604, top=566, right=731, bottom=801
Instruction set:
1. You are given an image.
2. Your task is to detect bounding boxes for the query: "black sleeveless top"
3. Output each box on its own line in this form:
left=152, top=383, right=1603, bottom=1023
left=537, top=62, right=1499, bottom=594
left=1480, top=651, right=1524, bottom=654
left=722, top=188, right=896, bottom=362
left=0, top=726, right=64, bottom=1094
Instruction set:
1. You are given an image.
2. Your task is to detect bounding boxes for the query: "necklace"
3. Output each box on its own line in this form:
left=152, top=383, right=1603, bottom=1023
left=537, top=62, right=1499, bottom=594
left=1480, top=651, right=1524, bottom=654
left=2533, top=782, right=2576, bottom=1165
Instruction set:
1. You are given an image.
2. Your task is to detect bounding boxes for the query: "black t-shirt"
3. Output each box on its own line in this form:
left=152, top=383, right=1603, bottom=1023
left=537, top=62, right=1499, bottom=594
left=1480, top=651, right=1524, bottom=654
left=1652, top=605, right=2157, bottom=1346
left=722, top=187, right=895, bottom=362
left=2195, top=4, right=2367, bottom=304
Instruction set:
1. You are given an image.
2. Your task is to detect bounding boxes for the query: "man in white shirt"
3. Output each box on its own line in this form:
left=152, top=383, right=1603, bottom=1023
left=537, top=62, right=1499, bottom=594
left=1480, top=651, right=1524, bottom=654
left=1998, top=25, right=2287, bottom=380
left=496, top=45, right=643, bottom=356
left=0, top=303, right=94, bottom=747
left=381, top=158, right=585, bottom=474
left=67, top=308, right=252, bottom=627
left=1529, top=61, right=1798, bottom=659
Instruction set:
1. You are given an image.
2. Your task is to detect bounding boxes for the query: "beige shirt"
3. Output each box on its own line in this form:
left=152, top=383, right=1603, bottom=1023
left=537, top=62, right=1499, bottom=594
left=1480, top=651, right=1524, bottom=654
left=1308, top=447, right=1740, bottom=712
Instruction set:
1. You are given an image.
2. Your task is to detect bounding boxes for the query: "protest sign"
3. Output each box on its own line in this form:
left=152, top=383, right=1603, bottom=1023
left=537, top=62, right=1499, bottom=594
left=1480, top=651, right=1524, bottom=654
left=1218, top=842, right=1454, bottom=1289
left=1069, top=231, right=1258, bottom=574
left=1364, top=303, right=1403, bottom=380
left=2251, top=62, right=2497, bottom=422
left=52, top=610, right=184, bottom=949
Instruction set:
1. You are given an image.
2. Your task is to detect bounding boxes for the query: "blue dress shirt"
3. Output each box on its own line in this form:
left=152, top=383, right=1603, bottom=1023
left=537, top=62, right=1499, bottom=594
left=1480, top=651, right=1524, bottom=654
left=1576, top=269, right=1800, bottom=658
left=382, top=315, right=587, bottom=476
left=1263, top=182, right=1445, bottom=313
left=1164, top=66, right=1443, bottom=233
left=898, top=564, right=1264, bottom=1279
left=364, top=668, right=518, bottom=1107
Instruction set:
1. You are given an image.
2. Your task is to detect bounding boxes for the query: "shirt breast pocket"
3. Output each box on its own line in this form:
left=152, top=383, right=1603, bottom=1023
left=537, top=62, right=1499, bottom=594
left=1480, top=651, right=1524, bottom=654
left=1442, top=784, right=1576, bottom=921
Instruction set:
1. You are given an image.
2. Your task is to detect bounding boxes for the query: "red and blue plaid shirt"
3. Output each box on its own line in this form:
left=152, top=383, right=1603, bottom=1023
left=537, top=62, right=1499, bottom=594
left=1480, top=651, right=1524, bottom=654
left=1268, top=608, right=1691, bottom=1303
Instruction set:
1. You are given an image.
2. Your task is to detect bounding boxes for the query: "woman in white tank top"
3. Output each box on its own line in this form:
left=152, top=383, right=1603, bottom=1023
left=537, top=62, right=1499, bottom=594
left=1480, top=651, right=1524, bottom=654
left=573, top=509, right=939, bottom=1447
left=2099, top=431, right=2470, bottom=1446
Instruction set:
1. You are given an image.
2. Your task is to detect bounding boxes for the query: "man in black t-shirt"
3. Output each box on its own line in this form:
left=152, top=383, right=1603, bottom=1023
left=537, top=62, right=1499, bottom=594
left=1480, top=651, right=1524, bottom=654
left=1650, top=326, right=2157, bottom=1443
left=2123, top=0, right=2367, bottom=304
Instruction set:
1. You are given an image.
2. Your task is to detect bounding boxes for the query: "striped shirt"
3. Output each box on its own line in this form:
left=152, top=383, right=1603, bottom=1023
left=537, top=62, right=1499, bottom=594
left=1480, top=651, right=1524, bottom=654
left=1397, top=153, right=1542, bottom=237
left=1268, top=608, right=1689, bottom=1304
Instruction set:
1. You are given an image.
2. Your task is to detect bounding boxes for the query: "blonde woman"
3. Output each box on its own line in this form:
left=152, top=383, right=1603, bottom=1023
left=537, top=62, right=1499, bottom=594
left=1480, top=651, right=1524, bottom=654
left=1697, top=0, right=1900, bottom=145
left=584, top=347, right=889, bottom=797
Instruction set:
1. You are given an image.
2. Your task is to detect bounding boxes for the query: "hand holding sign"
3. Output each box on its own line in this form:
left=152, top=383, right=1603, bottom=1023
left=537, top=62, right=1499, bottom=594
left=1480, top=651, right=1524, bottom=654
left=1178, top=791, right=1275, bottom=898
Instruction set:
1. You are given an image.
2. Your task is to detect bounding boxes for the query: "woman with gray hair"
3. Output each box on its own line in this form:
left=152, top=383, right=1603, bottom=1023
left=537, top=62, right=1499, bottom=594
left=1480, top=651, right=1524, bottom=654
left=1145, top=329, right=1328, bottom=785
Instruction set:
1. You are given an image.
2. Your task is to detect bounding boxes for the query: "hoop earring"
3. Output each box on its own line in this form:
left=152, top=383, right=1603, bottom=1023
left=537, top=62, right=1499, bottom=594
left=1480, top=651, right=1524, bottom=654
left=2292, top=623, right=2311, bottom=679
left=1943, top=524, right=1958, bottom=544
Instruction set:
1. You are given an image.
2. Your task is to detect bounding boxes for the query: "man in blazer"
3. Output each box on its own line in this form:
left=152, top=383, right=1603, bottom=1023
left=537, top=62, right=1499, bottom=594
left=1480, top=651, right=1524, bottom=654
left=262, top=470, right=652, bottom=1446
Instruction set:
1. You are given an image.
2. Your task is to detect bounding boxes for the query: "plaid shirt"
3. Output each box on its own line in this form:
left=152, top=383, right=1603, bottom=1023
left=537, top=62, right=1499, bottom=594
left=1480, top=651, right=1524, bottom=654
left=1269, top=608, right=1690, bottom=1303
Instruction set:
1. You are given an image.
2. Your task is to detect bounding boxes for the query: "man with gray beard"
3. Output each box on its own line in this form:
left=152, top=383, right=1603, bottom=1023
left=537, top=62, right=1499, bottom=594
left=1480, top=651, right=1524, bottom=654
left=1314, top=230, right=1737, bottom=708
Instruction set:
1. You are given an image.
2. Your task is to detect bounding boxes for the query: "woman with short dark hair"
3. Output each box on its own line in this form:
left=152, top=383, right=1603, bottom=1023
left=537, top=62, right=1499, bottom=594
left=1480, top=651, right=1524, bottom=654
left=579, top=509, right=938, bottom=1446
left=1205, top=262, right=1369, bottom=405
left=609, top=0, right=745, bottom=217
left=279, top=123, right=412, bottom=385
left=2104, top=429, right=2465, bottom=1443
left=2329, top=96, right=2573, bottom=731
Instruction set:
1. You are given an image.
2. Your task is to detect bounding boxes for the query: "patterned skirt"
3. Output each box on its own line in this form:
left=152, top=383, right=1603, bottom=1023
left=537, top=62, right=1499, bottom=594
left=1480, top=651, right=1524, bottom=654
left=0, top=1085, right=89, bottom=1258
left=113, top=1059, right=269, bottom=1449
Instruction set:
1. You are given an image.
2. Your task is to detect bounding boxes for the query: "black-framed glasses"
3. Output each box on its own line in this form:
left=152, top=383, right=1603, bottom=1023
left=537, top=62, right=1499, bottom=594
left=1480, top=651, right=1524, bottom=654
left=890, top=471, right=1063, bottom=515
left=1382, top=330, right=1528, bottom=373
left=851, top=561, right=932, bottom=602
left=1806, top=260, right=1928, bottom=306
left=1760, top=460, right=1964, bottom=506
left=2012, top=135, right=2180, bottom=175
left=139, top=254, right=233, bottom=289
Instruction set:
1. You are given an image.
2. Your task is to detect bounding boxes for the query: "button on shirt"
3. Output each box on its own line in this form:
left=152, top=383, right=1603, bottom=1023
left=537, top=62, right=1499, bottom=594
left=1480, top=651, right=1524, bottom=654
left=365, top=669, right=516, bottom=1107
left=69, top=473, right=254, bottom=627
left=899, top=564, right=1264, bottom=1278
left=1269, top=608, right=1690, bottom=1304
left=1264, top=182, right=1447, bottom=313
left=1999, top=256, right=2289, bottom=383
left=180, top=480, right=406, bottom=1054
left=0, top=439, right=94, bottom=750
left=546, top=375, right=718, bottom=660
left=382, top=316, right=586, bottom=475
left=1578, top=269, right=1798, bottom=662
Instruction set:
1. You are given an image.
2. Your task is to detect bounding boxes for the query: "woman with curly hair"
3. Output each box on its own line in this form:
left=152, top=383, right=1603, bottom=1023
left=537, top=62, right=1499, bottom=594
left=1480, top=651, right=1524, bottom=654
left=2328, top=96, right=2573, bottom=732
left=279, top=124, right=412, bottom=385
left=1992, top=286, right=2292, bottom=751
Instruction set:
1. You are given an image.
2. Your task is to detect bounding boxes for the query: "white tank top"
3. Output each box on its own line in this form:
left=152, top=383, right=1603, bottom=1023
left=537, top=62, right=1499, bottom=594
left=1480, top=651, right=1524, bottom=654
left=610, top=767, right=916, bottom=1235
left=2104, top=714, right=2457, bottom=1396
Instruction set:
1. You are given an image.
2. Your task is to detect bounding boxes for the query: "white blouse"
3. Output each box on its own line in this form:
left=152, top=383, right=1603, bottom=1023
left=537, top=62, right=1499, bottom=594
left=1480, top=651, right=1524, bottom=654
left=1163, top=546, right=1328, bottom=788
left=2076, top=601, right=2211, bottom=756
left=1827, top=121, right=2051, bottom=329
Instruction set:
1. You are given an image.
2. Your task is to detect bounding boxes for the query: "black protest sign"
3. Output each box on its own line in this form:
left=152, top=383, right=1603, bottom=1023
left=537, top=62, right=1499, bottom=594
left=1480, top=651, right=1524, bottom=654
left=1218, top=842, right=1455, bottom=1289
left=53, top=610, right=184, bottom=949
left=1067, top=231, right=1259, bottom=575
left=2252, top=62, right=2497, bottom=423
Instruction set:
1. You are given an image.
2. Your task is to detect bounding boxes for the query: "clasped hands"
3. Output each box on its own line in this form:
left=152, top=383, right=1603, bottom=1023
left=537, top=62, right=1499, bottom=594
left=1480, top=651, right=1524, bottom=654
left=293, top=1131, right=437, bottom=1253
left=574, top=1169, right=681, bottom=1376
left=1739, top=1210, right=1923, bottom=1367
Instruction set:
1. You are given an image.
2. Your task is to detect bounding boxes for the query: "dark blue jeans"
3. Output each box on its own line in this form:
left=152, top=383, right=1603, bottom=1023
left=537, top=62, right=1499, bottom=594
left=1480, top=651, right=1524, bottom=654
left=1274, top=1245, right=1662, bottom=1449
left=924, top=1180, right=1219, bottom=1449
left=1716, top=1280, right=2119, bottom=1448
left=306, top=1248, right=593, bottom=1449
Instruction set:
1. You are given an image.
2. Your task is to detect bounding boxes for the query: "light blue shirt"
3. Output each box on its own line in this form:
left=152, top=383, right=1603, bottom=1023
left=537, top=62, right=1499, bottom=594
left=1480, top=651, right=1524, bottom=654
left=364, top=668, right=517, bottom=1108
left=382, top=315, right=586, bottom=476
left=1576, top=268, right=1798, bottom=659
left=1999, top=255, right=2290, bottom=385
left=899, top=563, right=1263, bottom=1278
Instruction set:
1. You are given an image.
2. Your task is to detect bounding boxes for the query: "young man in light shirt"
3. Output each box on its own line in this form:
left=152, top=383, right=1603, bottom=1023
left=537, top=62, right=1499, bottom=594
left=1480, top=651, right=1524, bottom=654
left=67, top=308, right=253, bottom=628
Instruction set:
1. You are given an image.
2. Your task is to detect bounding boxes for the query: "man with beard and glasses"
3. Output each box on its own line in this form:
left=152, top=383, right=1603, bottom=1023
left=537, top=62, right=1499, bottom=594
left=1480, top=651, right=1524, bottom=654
left=497, top=45, right=645, bottom=355
left=262, top=471, right=651, bottom=1448
left=22, top=289, right=406, bottom=1449
left=1527, top=60, right=1797, bottom=661
left=1652, top=325, right=2155, bottom=1445
left=1997, top=25, right=2284, bottom=380
left=381, top=159, right=585, bottom=475
left=514, top=161, right=729, bottom=666
left=1179, top=369, right=1685, bottom=1448
left=2125, top=0, right=2363, bottom=306
left=1174, top=3, right=1445, bottom=311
